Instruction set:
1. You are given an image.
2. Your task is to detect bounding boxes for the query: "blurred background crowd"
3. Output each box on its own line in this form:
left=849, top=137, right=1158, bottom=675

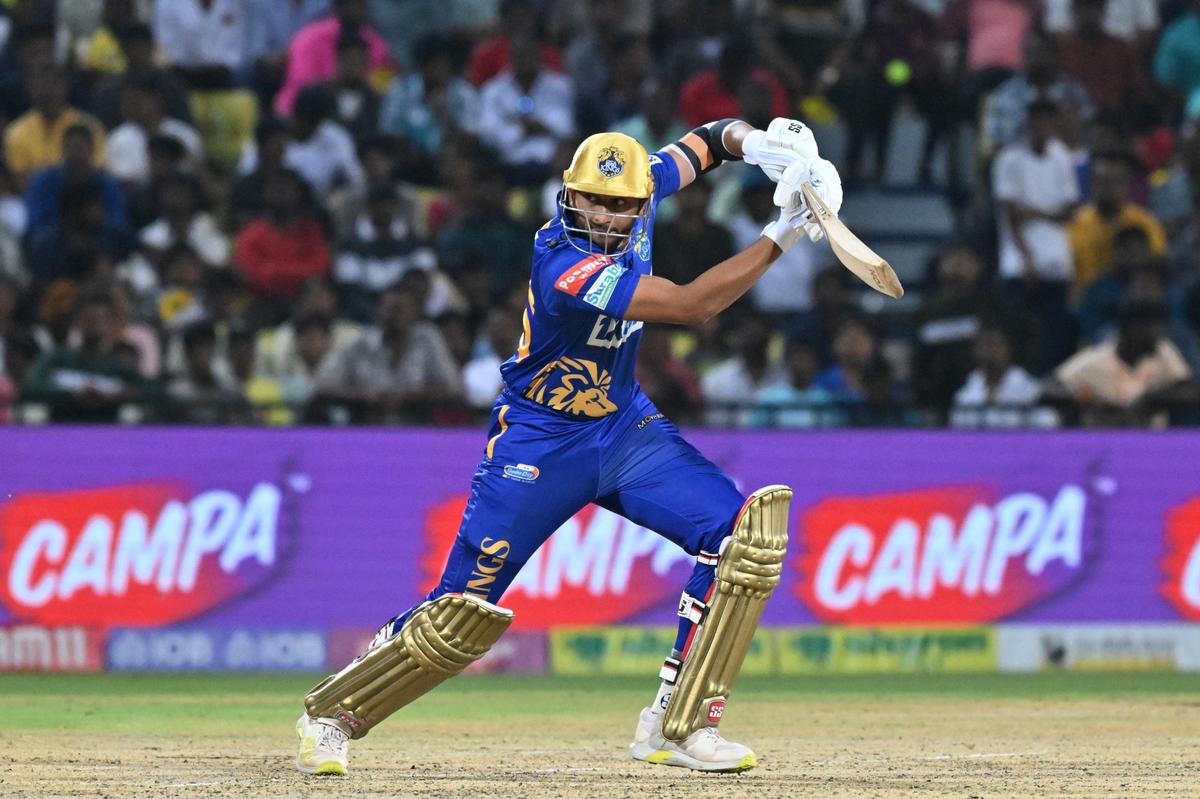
left=0, top=0, right=1198, bottom=429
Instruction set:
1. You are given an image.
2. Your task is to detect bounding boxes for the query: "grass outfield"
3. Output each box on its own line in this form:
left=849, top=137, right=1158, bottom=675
left=7, top=672, right=1200, bottom=797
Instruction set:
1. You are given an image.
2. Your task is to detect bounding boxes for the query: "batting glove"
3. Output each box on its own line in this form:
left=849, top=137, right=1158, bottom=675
left=773, top=158, right=843, bottom=242
left=761, top=186, right=809, bottom=252
left=742, top=118, right=820, bottom=182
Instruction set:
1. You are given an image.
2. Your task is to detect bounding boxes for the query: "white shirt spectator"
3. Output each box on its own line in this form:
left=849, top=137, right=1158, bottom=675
left=950, top=366, right=1055, bottom=428
left=1043, top=0, right=1159, bottom=43
left=238, top=121, right=366, bottom=198
left=141, top=213, right=231, bottom=267
left=462, top=350, right=503, bottom=409
left=729, top=212, right=821, bottom=313
left=992, top=137, right=1080, bottom=282
left=154, top=0, right=248, bottom=71
left=477, top=69, right=575, bottom=167
left=106, top=119, right=204, bottom=184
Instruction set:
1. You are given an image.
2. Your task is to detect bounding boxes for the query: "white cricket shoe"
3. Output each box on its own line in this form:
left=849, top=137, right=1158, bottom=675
left=629, top=707, right=757, bottom=773
left=295, top=713, right=350, bottom=776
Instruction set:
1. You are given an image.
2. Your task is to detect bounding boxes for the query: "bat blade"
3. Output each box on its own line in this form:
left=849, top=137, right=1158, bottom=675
left=801, top=182, right=904, bottom=299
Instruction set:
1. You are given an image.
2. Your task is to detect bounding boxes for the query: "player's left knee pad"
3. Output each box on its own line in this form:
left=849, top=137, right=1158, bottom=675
left=661, top=485, right=792, bottom=742
left=304, top=593, right=513, bottom=738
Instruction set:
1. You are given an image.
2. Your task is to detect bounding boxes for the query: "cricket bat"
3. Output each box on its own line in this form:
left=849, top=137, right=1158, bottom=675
left=801, top=182, right=904, bottom=299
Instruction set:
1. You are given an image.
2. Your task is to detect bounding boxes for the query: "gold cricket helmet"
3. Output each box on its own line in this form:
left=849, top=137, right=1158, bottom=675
left=562, top=132, right=653, bottom=199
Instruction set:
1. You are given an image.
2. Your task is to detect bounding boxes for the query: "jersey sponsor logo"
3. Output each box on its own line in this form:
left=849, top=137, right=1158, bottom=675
left=588, top=315, right=642, bottom=349
left=0, top=480, right=291, bottom=628
left=1162, top=498, right=1200, bottom=619
left=555, top=255, right=611, bottom=296
left=502, top=464, right=540, bottom=483
left=423, top=501, right=695, bottom=629
left=582, top=264, right=622, bottom=311
left=796, top=484, right=1097, bottom=623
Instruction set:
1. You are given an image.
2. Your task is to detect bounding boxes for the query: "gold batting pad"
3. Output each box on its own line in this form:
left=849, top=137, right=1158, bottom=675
left=304, top=593, right=513, bottom=739
left=662, top=485, right=792, bottom=742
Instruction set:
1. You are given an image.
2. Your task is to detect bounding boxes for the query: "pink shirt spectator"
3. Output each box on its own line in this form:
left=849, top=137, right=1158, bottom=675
left=967, top=0, right=1036, bottom=71
left=274, top=17, right=395, bottom=115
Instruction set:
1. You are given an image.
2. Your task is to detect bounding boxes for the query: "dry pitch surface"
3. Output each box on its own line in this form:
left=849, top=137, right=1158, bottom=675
left=6, top=673, right=1199, bottom=798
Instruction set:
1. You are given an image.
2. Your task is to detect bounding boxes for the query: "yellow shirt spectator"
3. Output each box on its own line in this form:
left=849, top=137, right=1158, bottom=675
left=1068, top=203, right=1167, bottom=288
left=4, top=108, right=108, bottom=182
left=1067, top=152, right=1167, bottom=290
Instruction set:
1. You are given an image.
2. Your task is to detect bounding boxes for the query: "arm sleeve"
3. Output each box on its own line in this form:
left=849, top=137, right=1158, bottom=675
left=649, top=150, right=682, bottom=203
left=542, top=252, right=641, bottom=319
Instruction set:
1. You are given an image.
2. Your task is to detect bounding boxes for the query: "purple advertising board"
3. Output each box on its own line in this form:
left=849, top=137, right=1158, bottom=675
left=1, top=428, right=1198, bottom=633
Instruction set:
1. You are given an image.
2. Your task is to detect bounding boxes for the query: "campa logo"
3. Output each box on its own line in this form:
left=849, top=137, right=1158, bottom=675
left=0, top=482, right=287, bottom=627
left=1162, top=498, right=1200, bottom=620
left=424, top=497, right=693, bottom=629
left=796, top=485, right=1097, bottom=623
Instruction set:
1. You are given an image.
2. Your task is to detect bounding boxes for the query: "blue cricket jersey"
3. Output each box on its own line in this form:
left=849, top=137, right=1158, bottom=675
left=499, top=150, right=682, bottom=420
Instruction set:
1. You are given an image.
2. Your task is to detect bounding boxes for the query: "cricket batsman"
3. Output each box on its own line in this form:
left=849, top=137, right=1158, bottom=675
left=295, top=117, right=842, bottom=775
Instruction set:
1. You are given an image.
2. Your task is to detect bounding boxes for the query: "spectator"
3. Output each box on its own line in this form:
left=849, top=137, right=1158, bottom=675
left=92, top=23, right=193, bottom=128
left=135, top=173, right=230, bottom=286
left=750, top=337, right=835, bottom=428
left=0, top=23, right=56, bottom=124
left=981, top=30, right=1092, bottom=156
left=814, top=316, right=881, bottom=404
left=309, top=32, right=382, bottom=141
left=167, top=319, right=243, bottom=423
left=437, top=160, right=531, bottom=305
left=334, top=184, right=438, bottom=323
left=1068, top=151, right=1167, bottom=290
left=636, top=324, right=704, bottom=424
left=153, top=0, right=249, bottom=88
left=233, top=169, right=331, bottom=303
left=701, top=307, right=785, bottom=426
left=4, top=63, right=108, bottom=186
left=1056, top=0, right=1140, bottom=116
left=24, top=124, right=130, bottom=282
left=245, top=0, right=331, bottom=104
left=992, top=98, right=1081, bottom=372
left=274, top=0, right=395, bottom=115
left=230, top=118, right=291, bottom=230
left=155, top=244, right=210, bottom=331
left=313, top=283, right=461, bottom=422
left=1153, top=0, right=1200, bottom=110
left=379, top=32, right=479, bottom=156
left=477, top=30, right=576, bottom=184
left=727, top=171, right=820, bottom=318
left=124, top=134, right=188, bottom=231
left=254, top=278, right=363, bottom=392
left=951, top=321, right=1049, bottom=428
left=653, top=178, right=734, bottom=287
left=20, top=289, right=162, bottom=422
left=614, top=79, right=689, bottom=153
left=281, top=86, right=367, bottom=200
left=1077, top=226, right=1155, bottom=343
left=466, top=0, right=563, bottom=87
left=253, top=311, right=343, bottom=412
left=106, top=79, right=204, bottom=184
left=1047, top=300, right=1191, bottom=425
left=463, top=307, right=523, bottom=410
left=1044, top=0, right=1159, bottom=48
left=790, top=265, right=858, bottom=368
left=911, top=244, right=1030, bottom=415
left=68, top=0, right=144, bottom=75
left=677, top=37, right=789, bottom=130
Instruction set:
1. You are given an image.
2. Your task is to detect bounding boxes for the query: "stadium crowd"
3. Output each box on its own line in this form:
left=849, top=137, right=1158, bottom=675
left=0, top=0, right=1198, bottom=428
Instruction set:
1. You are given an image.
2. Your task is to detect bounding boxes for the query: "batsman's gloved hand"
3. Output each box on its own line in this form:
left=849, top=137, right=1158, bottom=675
left=760, top=182, right=809, bottom=253
left=742, top=118, right=819, bottom=182
left=773, top=158, right=843, bottom=242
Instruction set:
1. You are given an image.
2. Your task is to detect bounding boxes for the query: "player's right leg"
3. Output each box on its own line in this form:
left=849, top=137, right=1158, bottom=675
left=295, top=397, right=597, bottom=774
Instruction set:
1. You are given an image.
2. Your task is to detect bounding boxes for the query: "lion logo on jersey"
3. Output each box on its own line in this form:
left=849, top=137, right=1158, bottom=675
left=597, top=146, right=625, bottom=180
left=526, top=357, right=618, bottom=417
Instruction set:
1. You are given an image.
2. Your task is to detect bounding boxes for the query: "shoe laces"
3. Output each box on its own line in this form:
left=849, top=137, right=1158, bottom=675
left=316, top=723, right=349, bottom=755
left=695, top=726, right=726, bottom=744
